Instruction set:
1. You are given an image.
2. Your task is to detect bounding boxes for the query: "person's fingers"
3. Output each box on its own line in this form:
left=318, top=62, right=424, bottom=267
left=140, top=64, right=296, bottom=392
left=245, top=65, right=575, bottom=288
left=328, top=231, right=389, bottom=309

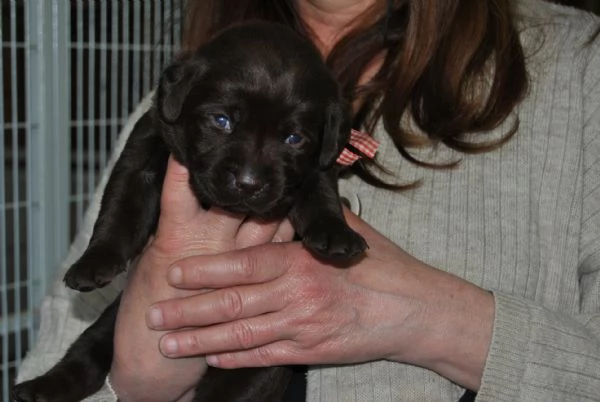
left=341, top=207, right=384, bottom=246
left=235, top=218, right=283, bottom=249
left=205, top=342, right=300, bottom=369
left=271, top=219, right=295, bottom=243
left=199, top=207, right=246, bottom=244
left=158, top=157, right=201, bottom=227
left=158, top=312, right=294, bottom=358
left=147, top=281, right=288, bottom=330
left=157, top=158, right=246, bottom=248
left=166, top=242, right=298, bottom=289
left=235, top=218, right=295, bottom=248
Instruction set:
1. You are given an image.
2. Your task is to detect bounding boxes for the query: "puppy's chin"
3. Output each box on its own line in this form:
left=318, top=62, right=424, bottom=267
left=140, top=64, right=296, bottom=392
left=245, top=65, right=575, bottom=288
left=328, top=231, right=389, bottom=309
left=220, top=200, right=289, bottom=219
left=216, top=186, right=295, bottom=217
left=190, top=179, right=293, bottom=219
left=205, top=196, right=292, bottom=219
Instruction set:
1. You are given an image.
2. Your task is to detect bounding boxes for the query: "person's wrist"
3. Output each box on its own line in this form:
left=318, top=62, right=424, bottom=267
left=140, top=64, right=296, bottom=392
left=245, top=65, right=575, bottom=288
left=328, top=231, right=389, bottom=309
left=110, top=253, right=207, bottom=401
left=418, top=280, right=494, bottom=390
left=428, top=286, right=494, bottom=390
left=110, top=355, right=203, bottom=402
left=108, top=362, right=144, bottom=402
left=381, top=263, right=494, bottom=390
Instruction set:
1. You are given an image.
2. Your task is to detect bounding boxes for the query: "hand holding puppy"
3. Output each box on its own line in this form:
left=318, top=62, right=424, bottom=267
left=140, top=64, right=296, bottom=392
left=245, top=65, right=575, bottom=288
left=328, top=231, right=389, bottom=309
left=147, top=201, right=496, bottom=392
left=110, top=157, right=293, bottom=402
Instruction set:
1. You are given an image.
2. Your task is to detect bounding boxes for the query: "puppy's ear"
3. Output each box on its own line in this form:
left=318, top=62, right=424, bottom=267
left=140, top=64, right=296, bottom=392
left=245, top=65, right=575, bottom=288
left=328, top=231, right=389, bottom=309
left=319, top=100, right=351, bottom=169
left=156, top=56, right=207, bottom=123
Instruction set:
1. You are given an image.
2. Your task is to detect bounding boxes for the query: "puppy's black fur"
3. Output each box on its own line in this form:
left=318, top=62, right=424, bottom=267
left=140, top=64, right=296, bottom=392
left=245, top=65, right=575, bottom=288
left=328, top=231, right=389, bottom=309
left=13, top=22, right=367, bottom=402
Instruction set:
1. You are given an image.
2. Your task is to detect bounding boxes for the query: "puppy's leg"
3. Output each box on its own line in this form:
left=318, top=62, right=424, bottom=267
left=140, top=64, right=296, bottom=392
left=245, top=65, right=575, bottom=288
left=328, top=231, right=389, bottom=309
left=194, top=366, right=293, bottom=402
left=13, top=295, right=120, bottom=402
left=289, top=171, right=367, bottom=261
left=64, top=112, right=169, bottom=291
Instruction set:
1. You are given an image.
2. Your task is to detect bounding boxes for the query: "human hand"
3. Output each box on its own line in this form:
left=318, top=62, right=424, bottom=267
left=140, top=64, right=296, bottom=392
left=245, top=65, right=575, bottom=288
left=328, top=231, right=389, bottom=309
left=109, top=156, right=293, bottom=402
left=147, top=209, right=495, bottom=392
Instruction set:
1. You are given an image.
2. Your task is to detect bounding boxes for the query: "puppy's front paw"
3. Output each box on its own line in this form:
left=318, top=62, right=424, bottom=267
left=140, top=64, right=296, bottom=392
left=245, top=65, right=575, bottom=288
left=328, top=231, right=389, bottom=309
left=303, top=220, right=368, bottom=261
left=63, top=249, right=126, bottom=292
left=13, top=375, right=73, bottom=402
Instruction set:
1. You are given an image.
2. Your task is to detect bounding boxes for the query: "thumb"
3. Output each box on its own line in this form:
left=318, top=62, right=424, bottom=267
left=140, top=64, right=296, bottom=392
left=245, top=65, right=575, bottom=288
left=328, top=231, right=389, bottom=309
left=342, top=207, right=380, bottom=244
left=159, top=156, right=201, bottom=227
left=342, top=208, right=401, bottom=256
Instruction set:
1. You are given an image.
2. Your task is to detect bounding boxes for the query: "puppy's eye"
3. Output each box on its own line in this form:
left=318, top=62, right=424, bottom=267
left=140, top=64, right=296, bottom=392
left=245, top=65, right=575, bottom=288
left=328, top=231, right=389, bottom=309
left=283, top=133, right=304, bottom=146
left=213, top=114, right=232, bottom=132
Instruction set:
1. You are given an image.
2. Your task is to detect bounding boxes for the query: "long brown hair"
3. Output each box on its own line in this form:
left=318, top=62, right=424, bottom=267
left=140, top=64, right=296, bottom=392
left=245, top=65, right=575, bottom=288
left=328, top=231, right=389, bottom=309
left=181, top=0, right=528, bottom=189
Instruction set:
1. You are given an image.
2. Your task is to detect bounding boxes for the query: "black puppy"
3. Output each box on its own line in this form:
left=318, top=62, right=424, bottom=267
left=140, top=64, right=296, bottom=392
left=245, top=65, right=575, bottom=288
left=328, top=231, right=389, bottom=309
left=13, top=22, right=367, bottom=402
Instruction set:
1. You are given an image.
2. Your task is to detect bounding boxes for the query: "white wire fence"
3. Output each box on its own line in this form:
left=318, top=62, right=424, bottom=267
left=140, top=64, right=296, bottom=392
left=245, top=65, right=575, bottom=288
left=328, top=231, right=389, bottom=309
left=0, top=1, right=183, bottom=399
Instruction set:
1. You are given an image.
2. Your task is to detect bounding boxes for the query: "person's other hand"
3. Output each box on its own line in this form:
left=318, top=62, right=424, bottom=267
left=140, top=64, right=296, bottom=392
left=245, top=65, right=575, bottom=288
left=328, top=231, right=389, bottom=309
left=148, top=209, right=495, bottom=392
left=109, top=156, right=293, bottom=402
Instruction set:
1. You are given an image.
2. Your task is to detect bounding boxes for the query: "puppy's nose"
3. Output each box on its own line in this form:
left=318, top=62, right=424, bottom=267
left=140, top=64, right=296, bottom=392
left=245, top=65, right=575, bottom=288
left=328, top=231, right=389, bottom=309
left=230, top=170, right=263, bottom=194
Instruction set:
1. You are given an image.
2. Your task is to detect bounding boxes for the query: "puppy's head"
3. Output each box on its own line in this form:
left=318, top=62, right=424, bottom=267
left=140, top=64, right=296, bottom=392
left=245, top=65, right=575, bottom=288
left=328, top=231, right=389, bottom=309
left=156, top=22, right=350, bottom=218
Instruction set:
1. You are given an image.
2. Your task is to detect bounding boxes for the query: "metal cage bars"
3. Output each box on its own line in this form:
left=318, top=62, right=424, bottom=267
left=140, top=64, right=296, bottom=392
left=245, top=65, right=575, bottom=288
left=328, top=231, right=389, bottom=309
left=0, top=1, right=183, bottom=399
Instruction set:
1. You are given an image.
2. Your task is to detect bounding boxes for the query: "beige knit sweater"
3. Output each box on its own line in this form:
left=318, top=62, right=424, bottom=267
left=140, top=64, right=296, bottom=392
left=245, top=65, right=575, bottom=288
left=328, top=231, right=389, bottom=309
left=17, top=1, right=600, bottom=401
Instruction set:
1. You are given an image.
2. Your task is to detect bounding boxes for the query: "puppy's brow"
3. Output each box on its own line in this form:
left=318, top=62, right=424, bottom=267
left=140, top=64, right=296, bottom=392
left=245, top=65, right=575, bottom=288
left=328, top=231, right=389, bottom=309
left=286, top=101, right=312, bottom=115
left=192, top=103, right=237, bottom=116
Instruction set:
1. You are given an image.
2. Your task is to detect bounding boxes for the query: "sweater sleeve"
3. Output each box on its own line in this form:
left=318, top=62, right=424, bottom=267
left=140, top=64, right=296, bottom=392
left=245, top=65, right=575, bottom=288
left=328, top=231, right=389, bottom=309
left=477, top=27, right=600, bottom=402
left=15, top=93, right=154, bottom=401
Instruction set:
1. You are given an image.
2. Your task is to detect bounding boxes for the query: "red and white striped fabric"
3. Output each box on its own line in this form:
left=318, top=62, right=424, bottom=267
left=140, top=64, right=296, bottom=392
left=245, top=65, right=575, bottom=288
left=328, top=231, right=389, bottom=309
left=336, top=129, right=380, bottom=166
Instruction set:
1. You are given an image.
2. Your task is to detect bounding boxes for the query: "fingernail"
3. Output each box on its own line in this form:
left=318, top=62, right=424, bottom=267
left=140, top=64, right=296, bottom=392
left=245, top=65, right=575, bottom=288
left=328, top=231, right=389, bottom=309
left=206, top=355, right=219, bottom=366
left=161, top=337, right=179, bottom=356
left=169, top=157, right=188, bottom=174
left=169, top=266, right=182, bottom=285
left=147, top=307, right=164, bottom=328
